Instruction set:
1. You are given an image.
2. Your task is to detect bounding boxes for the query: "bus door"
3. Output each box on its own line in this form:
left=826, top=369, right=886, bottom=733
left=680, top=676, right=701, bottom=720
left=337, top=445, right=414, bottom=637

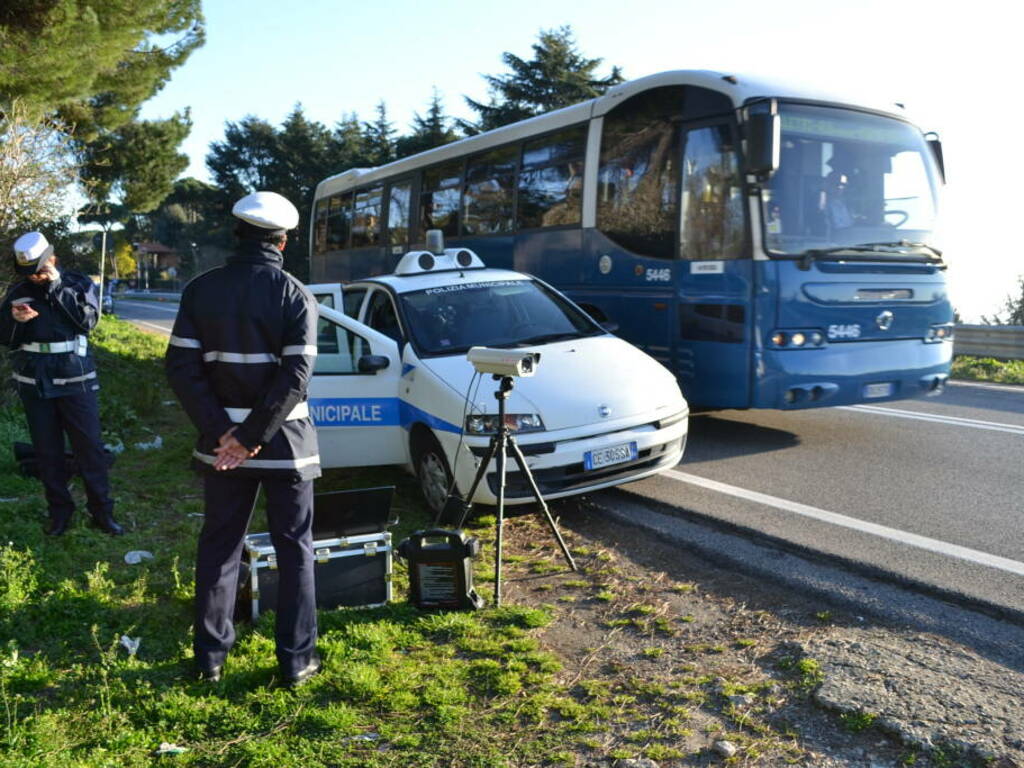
left=675, top=121, right=753, bottom=409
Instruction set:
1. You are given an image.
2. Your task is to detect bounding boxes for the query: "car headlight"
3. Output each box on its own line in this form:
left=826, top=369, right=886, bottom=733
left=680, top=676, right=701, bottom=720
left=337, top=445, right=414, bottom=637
left=465, top=413, right=545, bottom=435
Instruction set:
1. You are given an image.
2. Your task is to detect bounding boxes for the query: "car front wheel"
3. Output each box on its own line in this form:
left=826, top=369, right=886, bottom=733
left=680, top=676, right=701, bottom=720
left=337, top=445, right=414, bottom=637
left=413, top=432, right=454, bottom=518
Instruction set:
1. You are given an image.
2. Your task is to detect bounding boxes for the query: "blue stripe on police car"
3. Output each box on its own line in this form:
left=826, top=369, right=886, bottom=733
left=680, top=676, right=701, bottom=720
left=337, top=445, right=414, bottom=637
left=309, top=398, right=400, bottom=427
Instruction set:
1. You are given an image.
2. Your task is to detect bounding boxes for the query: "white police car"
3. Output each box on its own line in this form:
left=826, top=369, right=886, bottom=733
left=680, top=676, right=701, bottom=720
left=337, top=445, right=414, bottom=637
left=307, top=248, right=688, bottom=514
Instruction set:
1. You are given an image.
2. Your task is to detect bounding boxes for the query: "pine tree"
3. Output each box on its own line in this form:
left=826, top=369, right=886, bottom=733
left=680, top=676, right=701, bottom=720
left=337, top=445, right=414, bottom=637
left=462, top=26, right=623, bottom=134
left=80, top=111, right=192, bottom=213
left=1, top=1, right=205, bottom=219
left=395, top=88, right=459, bottom=159
left=363, top=102, right=396, bottom=166
left=330, top=112, right=370, bottom=172
left=206, top=116, right=279, bottom=199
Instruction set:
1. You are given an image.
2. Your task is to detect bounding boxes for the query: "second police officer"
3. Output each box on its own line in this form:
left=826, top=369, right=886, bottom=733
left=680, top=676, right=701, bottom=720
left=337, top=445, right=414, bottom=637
left=165, top=192, right=322, bottom=686
left=0, top=232, right=122, bottom=536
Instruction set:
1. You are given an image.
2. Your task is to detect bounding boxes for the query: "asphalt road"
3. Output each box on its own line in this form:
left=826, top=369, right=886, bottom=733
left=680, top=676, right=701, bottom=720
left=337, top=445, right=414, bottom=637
left=114, top=297, right=1024, bottom=617
left=113, top=297, right=178, bottom=335
left=618, top=380, right=1024, bottom=618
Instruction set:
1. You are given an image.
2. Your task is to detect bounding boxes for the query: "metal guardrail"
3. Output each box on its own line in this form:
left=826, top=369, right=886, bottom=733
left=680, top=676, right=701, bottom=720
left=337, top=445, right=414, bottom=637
left=954, top=325, right=1024, bottom=360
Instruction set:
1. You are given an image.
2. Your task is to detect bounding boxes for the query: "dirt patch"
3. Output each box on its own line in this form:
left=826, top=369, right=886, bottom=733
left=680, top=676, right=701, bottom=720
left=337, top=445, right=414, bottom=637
left=484, top=497, right=1021, bottom=767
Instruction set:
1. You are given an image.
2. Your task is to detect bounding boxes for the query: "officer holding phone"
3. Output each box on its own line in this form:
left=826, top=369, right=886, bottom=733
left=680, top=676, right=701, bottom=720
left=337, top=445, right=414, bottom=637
left=0, top=231, right=122, bottom=536
left=165, top=192, right=321, bottom=687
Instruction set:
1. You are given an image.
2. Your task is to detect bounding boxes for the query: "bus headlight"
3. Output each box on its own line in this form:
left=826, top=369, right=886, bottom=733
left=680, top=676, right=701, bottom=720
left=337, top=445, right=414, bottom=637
left=465, top=413, right=545, bottom=435
left=771, top=331, right=787, bottom=347
left=790, top=332, right=806, bottom=347
left=925, top=323, right=955, bottom=342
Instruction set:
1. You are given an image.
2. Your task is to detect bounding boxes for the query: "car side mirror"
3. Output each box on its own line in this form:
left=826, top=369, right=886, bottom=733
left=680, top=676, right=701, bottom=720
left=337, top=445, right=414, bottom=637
left=357, top=354, right=390, bottom=373
left=746, top=105, right=780, bottom=178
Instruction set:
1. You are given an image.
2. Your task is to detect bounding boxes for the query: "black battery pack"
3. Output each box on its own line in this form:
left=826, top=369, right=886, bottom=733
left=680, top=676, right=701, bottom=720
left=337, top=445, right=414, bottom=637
left=397, top=529, right=484, bottom=611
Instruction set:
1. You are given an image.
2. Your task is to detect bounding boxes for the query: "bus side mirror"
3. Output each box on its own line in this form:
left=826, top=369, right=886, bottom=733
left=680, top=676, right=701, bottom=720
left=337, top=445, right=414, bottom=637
left=926, top=133, right=946, bottom=184
left=746, top=111, right=780, bottom=178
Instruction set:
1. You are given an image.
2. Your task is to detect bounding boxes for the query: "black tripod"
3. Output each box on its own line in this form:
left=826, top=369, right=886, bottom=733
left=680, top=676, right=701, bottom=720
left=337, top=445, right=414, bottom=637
left=449, top=375, right=577, bottom=605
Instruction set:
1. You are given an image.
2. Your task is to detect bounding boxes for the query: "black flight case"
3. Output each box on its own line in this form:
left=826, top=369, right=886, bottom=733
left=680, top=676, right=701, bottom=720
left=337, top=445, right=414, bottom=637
left=237, top=486, right=396, bottom=621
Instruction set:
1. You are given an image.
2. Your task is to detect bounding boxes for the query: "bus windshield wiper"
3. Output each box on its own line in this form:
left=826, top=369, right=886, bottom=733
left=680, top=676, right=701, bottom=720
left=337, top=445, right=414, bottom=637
left=798, top=242, right=943, bottom=269
left=856, top=240, right=943, bottom=259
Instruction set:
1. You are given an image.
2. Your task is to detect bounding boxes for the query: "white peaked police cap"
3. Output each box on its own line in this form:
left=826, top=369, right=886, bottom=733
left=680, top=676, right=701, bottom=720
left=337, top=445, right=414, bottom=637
left=13, top=231, right=54, bottom=275
left=231, top=191, right=299, bottom=231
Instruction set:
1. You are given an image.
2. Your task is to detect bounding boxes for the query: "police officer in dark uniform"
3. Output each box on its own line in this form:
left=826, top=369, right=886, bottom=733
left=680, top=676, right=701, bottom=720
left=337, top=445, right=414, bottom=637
left=165, top=192, right=321, bottom=686
left=0, top=231, right=122, bottom=536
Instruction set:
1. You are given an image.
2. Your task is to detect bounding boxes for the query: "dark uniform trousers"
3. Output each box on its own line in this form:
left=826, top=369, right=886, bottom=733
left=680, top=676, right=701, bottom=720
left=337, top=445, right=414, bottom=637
left=22, top=388, right=112, bottom=522
left=194, top=473, right=317, bottom=677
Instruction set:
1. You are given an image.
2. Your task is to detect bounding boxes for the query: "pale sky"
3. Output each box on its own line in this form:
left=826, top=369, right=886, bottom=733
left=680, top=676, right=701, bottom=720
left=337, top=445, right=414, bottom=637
left=140, top=0, right=1021, bottom=321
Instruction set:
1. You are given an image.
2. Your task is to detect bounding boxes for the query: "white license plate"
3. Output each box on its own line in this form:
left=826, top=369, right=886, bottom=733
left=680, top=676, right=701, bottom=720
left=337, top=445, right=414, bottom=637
left=584, top=441, right=638, bottom=471
left=863, top=382, right=894, bottom=399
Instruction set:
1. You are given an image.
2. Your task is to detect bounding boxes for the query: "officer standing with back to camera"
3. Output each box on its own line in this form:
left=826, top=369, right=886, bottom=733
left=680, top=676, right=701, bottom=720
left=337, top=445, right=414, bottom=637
left=165, top=191, right=322, bottom=687
left=0, top=232, right=122, bottom=536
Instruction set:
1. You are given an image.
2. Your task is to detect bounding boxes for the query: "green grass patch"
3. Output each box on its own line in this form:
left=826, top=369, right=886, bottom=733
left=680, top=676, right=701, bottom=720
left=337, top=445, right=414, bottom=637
left=952, top=355, right=1024, bottom=385
left=0, top=319, right=585, bottom=768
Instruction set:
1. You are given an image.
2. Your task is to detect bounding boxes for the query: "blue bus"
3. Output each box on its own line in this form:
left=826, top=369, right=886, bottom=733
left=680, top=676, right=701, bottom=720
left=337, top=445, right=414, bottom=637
left=309, top=70, right=952, bottom=410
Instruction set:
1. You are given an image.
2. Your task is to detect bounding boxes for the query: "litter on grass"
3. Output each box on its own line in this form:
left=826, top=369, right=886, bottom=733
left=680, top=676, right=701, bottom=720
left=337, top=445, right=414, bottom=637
left=124, top=550, right=155, bottom=565
left=120, top=635, right=141, bottom=656
left=133, top=435, right=163, bottom=451
left=155, top=742, right=187, bottom=756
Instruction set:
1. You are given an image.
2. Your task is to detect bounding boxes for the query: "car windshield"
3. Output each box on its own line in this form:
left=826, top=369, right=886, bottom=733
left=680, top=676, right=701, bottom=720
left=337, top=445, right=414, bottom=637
left=399, top=278, right=602, bottom=356
left=761, top=103, right=941, bottom=257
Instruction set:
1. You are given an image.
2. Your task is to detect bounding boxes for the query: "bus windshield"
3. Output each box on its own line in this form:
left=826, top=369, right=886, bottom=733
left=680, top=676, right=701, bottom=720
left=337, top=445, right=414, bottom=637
left=761, top=103, right=940, bottom=257
left=399, top=279, right=602, bottom=357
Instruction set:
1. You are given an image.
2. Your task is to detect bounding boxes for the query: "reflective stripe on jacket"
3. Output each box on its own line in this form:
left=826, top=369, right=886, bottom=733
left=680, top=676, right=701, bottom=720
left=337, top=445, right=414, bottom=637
left=164, top=241, right=321, bottom=481
left=0, top=270, right=101, bottom=399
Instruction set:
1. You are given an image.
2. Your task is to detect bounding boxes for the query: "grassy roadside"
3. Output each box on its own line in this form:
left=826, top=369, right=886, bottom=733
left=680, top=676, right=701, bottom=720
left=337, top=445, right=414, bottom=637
left=0, top=317, right=571, bottom=767
left=1, top=319, right=996, bottom=767
left=951, top=355, right=1024, bottom=385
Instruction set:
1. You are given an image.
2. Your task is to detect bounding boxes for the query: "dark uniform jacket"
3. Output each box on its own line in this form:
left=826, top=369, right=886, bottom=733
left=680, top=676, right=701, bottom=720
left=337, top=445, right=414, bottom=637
left=165, top=241, right=321, bottom=481
left=0, top=270, right=101, bottom=399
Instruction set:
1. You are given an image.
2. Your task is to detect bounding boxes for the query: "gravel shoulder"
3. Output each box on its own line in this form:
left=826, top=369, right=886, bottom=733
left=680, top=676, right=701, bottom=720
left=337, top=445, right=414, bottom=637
left=492, top=496, right=1024, bottom=767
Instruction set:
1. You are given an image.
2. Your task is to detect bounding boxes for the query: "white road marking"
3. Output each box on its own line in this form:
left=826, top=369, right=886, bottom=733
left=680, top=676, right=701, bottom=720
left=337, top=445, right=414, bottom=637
left=664, top=469, right=1024, bottom=577
left=839, top=404, right=1024, bottom=436
left=117, top=300, right=180, bottom=314
left=949, top=380, right=1024, bottom=394
left=131, top=319, right=172, bottom=335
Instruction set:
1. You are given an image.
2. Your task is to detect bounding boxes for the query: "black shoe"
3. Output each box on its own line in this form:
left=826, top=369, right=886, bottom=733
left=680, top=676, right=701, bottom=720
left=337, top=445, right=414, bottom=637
left=90, top=513, right=124, bottom=536
left=44, top=516, right=71, bottom=536
left=283, top=655, right=321, bottom=688
left=196, top=664, right=222, bottom=683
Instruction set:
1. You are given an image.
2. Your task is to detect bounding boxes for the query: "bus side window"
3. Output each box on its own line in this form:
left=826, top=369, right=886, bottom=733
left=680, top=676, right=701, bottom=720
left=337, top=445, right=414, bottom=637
left=387, top=181, right=412, bottom=248
left=351, top=186, right=383, bottom=248
left=518, top=125, right=586, bottom=230
left=463, top=146, right=517, bottom=235
left=327, top=192, right=352, bottom=250
left=313, top=198, right=329, bottom=255
left=597, top=86, right=684, bottom=259
left=680, top=124, right=744, bottom=260
left=420, top=161, right=461, bottom=239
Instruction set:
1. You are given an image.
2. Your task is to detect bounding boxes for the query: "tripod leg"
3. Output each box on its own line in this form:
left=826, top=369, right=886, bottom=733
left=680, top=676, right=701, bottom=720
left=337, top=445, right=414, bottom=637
left=507, top=438, right=577, bottom=572
left=493, top=432, right=507, bottom=606
left=448, top=436, right=500, bottom=529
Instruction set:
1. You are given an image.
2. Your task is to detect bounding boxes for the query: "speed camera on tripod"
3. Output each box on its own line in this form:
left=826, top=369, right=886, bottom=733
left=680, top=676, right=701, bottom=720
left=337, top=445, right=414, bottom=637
left=466, top=346, right=541, bottom=377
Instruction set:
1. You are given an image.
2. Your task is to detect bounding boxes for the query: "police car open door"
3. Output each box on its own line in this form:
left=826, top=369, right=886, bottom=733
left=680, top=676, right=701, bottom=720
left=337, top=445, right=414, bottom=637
left=308, top=305, right=406, bottom=467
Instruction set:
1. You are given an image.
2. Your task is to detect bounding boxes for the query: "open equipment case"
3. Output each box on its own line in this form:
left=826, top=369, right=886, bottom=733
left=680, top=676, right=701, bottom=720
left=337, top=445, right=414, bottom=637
left=237, top=486, right=396, bottom=621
